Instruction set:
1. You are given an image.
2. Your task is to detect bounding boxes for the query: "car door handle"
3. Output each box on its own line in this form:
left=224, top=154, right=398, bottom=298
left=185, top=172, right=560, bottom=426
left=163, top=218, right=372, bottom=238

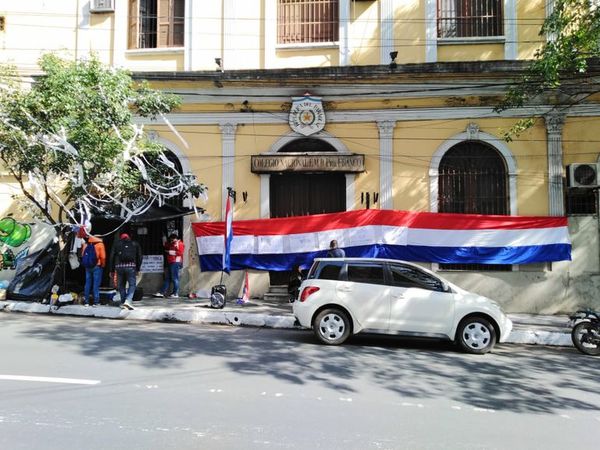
left=338, top=286, right=353, bottom=292
left=392, top=293, right=405, bottom=299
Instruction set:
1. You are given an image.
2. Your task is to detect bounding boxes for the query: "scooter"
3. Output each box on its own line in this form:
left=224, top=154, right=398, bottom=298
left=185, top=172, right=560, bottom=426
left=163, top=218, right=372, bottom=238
left=569, top=310, right=600, bottom=356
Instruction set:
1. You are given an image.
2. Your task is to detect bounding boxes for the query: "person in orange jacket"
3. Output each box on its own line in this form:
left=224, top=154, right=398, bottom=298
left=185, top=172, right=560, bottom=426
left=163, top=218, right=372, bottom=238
left=81, top=234, right=106, bottom=307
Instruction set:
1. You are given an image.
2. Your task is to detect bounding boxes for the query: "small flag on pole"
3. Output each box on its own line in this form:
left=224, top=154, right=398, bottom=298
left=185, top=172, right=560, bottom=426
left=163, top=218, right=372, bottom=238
left=237, top=270, right=250, bottom=304
left=223, top=190, right=233, bottom=274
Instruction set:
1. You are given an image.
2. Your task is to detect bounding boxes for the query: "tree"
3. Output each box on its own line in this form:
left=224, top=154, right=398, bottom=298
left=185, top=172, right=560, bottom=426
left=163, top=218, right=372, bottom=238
left=497, top=0, right=600, bottom=136
left=0, top=54, right=205, bottom=227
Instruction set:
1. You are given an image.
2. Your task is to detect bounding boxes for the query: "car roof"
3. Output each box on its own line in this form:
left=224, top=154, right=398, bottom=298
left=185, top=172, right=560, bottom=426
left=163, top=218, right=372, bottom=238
left=313, top=257, right=421, bottom=268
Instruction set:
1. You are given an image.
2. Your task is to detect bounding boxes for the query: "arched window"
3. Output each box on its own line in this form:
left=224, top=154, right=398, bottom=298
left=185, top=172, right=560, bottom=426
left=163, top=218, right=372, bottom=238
left=438, top=141, right=510, bottom=270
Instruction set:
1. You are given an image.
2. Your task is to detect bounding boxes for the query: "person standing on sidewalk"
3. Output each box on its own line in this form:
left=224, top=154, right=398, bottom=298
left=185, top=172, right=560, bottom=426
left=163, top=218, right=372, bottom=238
left=154, top=232, right=184, bottom=299
left=109, top=233, right=142, bottom=310
left=81, top=235, right=106, bottom=307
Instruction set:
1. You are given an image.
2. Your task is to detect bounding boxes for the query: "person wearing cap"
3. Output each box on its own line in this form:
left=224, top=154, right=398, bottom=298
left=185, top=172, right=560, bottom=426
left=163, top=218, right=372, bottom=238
left=109, top=232, right=143, bottom=310
left=154, top=231, right=184, bottom=299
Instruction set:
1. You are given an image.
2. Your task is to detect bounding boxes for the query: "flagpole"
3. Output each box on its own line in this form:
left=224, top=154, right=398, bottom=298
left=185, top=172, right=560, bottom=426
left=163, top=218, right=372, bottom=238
left=221, top=187, right=234, bottom=284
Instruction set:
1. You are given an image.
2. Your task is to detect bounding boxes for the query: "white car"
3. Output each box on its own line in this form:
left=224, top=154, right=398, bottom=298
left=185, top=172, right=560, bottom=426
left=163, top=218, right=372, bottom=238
left=293, top=258, right=512, bottom=354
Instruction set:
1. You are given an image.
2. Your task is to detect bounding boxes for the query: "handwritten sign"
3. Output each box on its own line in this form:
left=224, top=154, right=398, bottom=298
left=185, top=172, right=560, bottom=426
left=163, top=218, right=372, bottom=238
left=140, top=255, right=164, bottom=273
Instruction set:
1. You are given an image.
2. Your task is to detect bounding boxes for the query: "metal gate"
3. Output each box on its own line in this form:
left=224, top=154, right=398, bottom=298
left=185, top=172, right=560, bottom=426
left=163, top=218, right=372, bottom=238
left=438, top=141, right=510, bottom=271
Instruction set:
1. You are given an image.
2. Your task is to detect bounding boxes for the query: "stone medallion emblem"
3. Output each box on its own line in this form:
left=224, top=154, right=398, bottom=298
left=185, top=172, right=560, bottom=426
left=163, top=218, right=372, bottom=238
left=289, top=93, right=325, bottom=136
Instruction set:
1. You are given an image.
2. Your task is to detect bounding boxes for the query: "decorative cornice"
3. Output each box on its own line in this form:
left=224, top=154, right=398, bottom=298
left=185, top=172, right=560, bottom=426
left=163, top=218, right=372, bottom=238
left=136, top=105, right=600, bottom=126
left=133, top=60, right=547, bottom=82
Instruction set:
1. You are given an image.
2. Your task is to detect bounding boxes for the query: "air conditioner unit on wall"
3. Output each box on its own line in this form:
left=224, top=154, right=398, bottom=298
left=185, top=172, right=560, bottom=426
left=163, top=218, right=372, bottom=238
left=90, top=0, right=115, bottom=13
left=567, top=163, right=600, bottom=188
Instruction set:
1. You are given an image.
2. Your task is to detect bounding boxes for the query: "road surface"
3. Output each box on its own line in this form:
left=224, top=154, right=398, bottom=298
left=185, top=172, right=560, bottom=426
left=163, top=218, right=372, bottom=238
left=1, top=314, right=599, bottom=449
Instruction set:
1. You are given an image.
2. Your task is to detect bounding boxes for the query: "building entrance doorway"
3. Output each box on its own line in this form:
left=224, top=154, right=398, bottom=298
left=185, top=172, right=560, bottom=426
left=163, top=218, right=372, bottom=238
left=270, top=173, right=346, bottom=218
left=269, top=172, right=346, bottom=285
left=267, top=137, right=348, bottom=285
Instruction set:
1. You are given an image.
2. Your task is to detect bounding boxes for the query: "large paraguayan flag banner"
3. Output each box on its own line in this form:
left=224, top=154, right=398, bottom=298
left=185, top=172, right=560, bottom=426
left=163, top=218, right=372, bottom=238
left=193, top=209, right=571, bottom=272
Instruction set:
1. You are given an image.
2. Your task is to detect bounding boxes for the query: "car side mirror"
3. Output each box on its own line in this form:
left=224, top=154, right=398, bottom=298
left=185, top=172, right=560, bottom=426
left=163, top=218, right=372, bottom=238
left=441, top=282, right=450, bottom=293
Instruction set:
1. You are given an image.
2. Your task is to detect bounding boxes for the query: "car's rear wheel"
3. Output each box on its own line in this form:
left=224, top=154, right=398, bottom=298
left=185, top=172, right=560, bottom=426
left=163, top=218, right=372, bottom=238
left=456, top=316, right=496, bottom=354
left=313, top=308, right=351, bottom=345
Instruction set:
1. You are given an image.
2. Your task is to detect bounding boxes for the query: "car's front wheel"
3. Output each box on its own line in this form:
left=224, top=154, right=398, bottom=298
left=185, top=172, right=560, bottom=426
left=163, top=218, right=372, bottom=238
left=456, top=316, right=497, bottom=354
left=313, top=308, right=351, bottom=345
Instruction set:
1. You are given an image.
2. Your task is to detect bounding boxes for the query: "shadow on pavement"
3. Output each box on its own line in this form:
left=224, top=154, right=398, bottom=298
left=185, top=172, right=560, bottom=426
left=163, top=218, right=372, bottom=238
left=16, top=315, right=600, bottom=415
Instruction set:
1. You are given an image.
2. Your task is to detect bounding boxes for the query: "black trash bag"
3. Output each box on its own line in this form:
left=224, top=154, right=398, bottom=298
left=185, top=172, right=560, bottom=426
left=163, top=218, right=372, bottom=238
left=210, top=284, right=226, bottom=309
left=8, top=242, right=60, bottom=302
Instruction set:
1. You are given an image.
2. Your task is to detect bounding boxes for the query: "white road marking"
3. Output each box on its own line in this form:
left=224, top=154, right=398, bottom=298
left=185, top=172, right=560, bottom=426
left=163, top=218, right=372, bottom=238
left=0, top=375, right=100, bottom=385
left=473, top=407, right=495, bottom=413
left=401, top=402, right=424, bottom=408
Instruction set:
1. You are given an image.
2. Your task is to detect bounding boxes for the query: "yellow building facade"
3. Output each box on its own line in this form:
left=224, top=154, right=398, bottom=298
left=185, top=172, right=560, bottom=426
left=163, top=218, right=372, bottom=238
left=1, top=1, right=599, bottom=312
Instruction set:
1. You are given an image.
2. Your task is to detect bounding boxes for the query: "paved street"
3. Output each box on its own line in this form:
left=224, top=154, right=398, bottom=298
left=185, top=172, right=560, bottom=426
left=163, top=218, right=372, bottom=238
left=1, top=314, right=599, bottom=450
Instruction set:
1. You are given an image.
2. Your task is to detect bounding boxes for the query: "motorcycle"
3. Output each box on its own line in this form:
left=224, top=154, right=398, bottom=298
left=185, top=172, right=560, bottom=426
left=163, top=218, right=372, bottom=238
left=569, top=309, right=600, bottom=356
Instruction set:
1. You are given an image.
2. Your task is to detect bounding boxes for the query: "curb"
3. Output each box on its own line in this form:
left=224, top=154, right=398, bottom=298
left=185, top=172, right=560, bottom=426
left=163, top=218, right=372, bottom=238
left=0, top=300, right=297, bottom=329
left=0, top=300, right=572, bottom=347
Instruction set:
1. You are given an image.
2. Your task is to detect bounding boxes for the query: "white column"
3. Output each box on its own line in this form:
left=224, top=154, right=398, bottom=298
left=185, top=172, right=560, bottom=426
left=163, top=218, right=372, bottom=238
left=188, top=0, right=207, bottom=71
left=345, top=174, right=356, bottom=211
left=378, top=121, right=396, bottom=210
left=545, top=113, right=565, bottom=216
left=425, top=0, right=437, bottom=63
left=112, top=0, right=128, bottom=67
left=222, top=0, right=237, bottom=70
left=264, top=0, right=277, bottom=68
left=220, top=123, right=237, bottom=219
left=260, top=174, right=271, bottom=218
left=339, top=0, right=351, bottom=66
left=380, top=0, right=395, bottom=64
left=545, top=1, right=556, bottom=42
left=184, top=0, right=193, bottom=70
left=74, top=0, right=91, bottom=61
left=504, top=0, right=518, bottom=60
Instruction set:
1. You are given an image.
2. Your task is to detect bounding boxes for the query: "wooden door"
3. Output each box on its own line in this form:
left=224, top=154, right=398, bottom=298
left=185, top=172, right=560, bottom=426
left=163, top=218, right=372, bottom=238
left=269, top=173, right=346, bottom=285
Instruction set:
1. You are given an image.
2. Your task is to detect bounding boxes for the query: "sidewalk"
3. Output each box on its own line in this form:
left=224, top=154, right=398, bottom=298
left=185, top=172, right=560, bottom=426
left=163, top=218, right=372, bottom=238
left=0, top=296, right=573, bottom=347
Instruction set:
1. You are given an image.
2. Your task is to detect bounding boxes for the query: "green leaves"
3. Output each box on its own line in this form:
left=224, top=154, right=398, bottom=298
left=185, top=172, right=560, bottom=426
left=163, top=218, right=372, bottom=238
left=0, top=54, right=204, bottom=225
left=498, top=0, right=600, bottom=137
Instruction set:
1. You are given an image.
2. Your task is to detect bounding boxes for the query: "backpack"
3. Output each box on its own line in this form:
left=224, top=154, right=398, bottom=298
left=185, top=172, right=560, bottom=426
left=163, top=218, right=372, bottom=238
left=81, top=243, right=98, bottom=268
left=118, top=240, right=137, bottom=263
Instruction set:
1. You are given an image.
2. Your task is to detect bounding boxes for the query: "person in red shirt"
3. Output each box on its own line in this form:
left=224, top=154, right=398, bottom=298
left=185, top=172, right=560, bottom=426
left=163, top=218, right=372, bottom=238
left=154, top=232, right=184, bottom=298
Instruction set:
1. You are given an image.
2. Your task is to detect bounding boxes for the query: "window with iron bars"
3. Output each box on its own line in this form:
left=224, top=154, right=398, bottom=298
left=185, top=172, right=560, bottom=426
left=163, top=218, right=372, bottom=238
left=438, top=141, right=511, bottom=271
left=277, top=0, right=339, bottom=45
left=437, top=0, right=504, bottom=38
left=128, top=0, right=184, bottom=49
